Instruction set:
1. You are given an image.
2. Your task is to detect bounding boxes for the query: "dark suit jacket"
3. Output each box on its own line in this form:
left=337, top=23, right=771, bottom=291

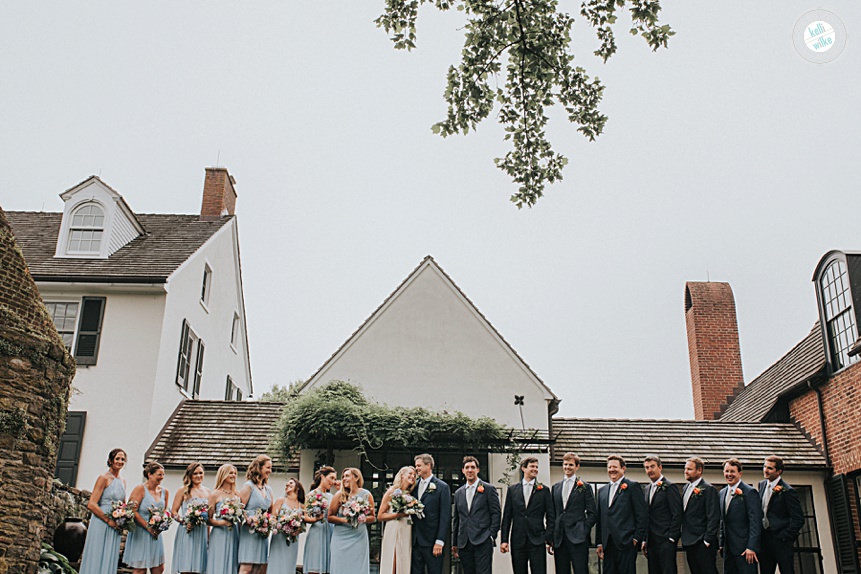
left=595, top=477, right=648, bottom=549
left=758, top=478, right=804, bottom=542
left=453, top=479, right=501, bottom=548
left=646, top=477, right=683, bottom=543
left=680, top=479, right=720, bottom=547
left=719, top=481, right=762, bottom=555
left=413, top=476, right=452, bottom=547
left=501, top=481, right=554, bottom=546
left=551, top=476, right=597, bottom=546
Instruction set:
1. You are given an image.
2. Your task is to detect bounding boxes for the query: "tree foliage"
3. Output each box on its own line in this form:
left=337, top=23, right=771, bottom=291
left=271, top=380, right=512, bottom=461
left=259, top=380, right=305, bottom=402
left=376, top=0, right=673, bottom=207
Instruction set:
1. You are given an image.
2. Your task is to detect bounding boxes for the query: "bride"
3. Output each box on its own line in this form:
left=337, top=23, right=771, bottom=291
left=377, top=466, right=418, bottom=574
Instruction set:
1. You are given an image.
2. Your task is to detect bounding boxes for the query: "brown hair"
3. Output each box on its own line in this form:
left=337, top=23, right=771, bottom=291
left=607, top=454, right=626, bottom=468
left=312, top=465, right=336, bottom=490
left=414, top=454, right=435, bottom=469
left=107, top=448, right=127, bottom=467
left=288, top=478, right=306, bottom=505
left=338, top=468, right=364, bottom=504
left=686, top=457, right=704, bottom=472
left=181, top=462, right=204, bottom=500
left=246, top=455, right=272, bottom=484
left=643, top=455, right=662, bottom=466
left=520, top=456, right=539, bottom=470
left=723, top=458, right=743, bottom=472
left=765, top=455, right=784, bottom=472
left=462, top=455, right=480, bottom=468
left=562, top=452, right=581, bottom=465
left=143, top=461, right=164, bottom=479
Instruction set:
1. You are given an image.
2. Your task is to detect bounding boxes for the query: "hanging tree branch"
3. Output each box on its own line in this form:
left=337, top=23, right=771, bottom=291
left=375, top=0, right=673, bottom=207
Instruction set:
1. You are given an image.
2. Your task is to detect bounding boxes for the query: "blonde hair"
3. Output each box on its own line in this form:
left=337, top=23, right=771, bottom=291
left=246, top=455, right=272, bottom=485
left=389, top=466, right=416, bottom=495
left=338, top=467, right=364, bottom=504
left=213, top=464, right=238, bottom=492
left=181, top=462, right=204, bottom=500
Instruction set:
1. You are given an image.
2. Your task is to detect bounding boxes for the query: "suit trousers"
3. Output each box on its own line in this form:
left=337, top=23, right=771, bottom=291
left=554, top=539, right=589, bottom=574
left=459, top=539, right=494, bottom=574
left=411, top=544, right=444, bottom=574
left=646, top=537, right=677, bottom=574
left=603, top=536, right=638, bottom=574
left=510, top=541, right=546, bottom=574
left=758, top=530, right=795, bottom=574
left=683, top=542, right=717, bottom=574
left=723, top=553, right=758, bottom=574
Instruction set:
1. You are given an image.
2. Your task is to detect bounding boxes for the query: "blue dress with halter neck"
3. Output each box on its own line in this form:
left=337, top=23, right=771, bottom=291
left=79, top=476, right=125, bottom=574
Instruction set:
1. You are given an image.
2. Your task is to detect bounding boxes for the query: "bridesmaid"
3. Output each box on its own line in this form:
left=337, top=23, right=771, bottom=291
left=329, top=468, right=376, bottom=574
left=377, top=466, right=417, bottom=574
left=171, top=462, right=210, bottom=574
left=238, top=455, right=274, bottom=574
left=206, top=464, right=241, bottom=574
left=79, top=448, right=127, bottom=574
left=304, top=466, right=336, bottom=574
left=268, top=478, right=307, bottom=573
left=123, top=461, right=170, bottom=574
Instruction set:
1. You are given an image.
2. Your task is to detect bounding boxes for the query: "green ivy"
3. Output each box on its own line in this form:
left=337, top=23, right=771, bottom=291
left=271, top=381, right=514, bottom=464
left=0, top=407, right=30, bottom=446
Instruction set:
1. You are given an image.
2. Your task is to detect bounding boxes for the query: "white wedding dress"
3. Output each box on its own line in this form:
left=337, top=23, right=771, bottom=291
left=379, top=516, right=412, bottom=574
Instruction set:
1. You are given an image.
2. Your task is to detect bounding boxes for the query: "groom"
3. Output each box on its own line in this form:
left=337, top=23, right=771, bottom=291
left=412, top=453, right=452, bottom=574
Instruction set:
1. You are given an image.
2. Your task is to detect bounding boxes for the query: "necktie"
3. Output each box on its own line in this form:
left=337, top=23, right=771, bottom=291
left=683, top=483, right=694, bottom=510
left=524, top=482, right=532, bottom=506
left=609, top=482, right=618, bottom=507
left=762, top=483, right=773, bottom=529
left=562, top=478, right=573, bottom=508
left=467, top=484, right=476, bottom=510
left=648, top=483, right=656, bottom=504
left=724, top=488, right=733, bottom=513
left=418, top=479, right=427, bottom=499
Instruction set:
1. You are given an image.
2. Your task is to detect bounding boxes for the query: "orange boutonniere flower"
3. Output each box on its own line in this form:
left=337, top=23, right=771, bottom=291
left=477, top=484, right=485, bottom=493
left=656, top=481, right=668, bottom=491
left=620, top=483, right=628, bottom=491
left=734, top=488, right=743, bottom=497
left=773, top=485, right=783, bottom=494
left=536, top=483, right=544, bottom=490
left=692, top=487, right=702, bottom=496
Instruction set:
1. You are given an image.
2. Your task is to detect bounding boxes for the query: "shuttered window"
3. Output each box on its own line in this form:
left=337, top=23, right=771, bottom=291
left=74, top=297, right=106, bottom=366
left=55, top=412, right=86, bottom=486
left=827, top=474, right=859, bottom=573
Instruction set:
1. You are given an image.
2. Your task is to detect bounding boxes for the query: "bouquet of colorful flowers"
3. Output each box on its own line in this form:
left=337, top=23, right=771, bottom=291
left=275, top=508, right=306, bottom=545
left=218, top=498, right=245, bottom=530
left=148, top=506, right=173, bottom=533
left=305, top=491, right=329, bottom=520
left=110, top=500, right=137, bottom=531
left=389, top=489, right=425, bottom=524
left=341, top=495, right=373, bottom=528
left=182, top=500, right=210, bottom=530
left=247, top=508, right=277, bottom=537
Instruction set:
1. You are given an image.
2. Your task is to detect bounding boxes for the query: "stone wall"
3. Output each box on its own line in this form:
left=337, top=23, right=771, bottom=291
left=0, top=207, right=75, bottom=574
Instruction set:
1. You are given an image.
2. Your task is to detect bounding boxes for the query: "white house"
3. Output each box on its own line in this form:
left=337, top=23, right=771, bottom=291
left=6, top=167, right=253, bottom=493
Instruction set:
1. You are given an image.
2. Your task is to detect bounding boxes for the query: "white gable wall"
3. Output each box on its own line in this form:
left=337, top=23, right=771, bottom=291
left=307, top=262, right=553, bottom=430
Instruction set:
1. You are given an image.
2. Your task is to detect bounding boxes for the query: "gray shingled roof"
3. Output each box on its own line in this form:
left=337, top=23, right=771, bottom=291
left=5, top=211, right=231, bottom=282
left=146, top=400, right=298, bottom=472
left=551, top=418, right=826, bottom=469
left=720, top=324, right=826, bottom=422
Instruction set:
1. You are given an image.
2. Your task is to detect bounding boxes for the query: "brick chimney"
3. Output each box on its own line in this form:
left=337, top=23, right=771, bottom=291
left=200, top=167, right=237, bottom=220
left=685, top=282, right=745, bottom=420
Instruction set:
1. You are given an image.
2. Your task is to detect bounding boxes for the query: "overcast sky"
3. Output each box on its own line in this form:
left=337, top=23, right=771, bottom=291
left=1, top=1, right=858, bottom=419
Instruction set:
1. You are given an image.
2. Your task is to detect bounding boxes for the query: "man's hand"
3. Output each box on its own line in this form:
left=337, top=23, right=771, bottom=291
left=546, top=544, right=554, bottom=555
left=433, top=543, right=443, bottom=557
left=743, top=549, right=758, bottom=564
left=642, top=541, right=648, bottom=556
left=596, top=545, right=604, bottom=560
left=500, top=543, right=510, bottom=554
left=452, top=546, right=459, bottom=559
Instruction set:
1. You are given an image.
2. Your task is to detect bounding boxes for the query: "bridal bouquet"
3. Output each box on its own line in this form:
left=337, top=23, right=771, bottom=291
left=247, top=508, right=277, bottom=537
left=304, top=491, right=329, bottom=519
left=182, top=500, right=210, bottom=530
left=275, top=508, right=306, bottom=545
left=148, top=506, right=173, bottom=533
left=218, top=498, right=245, bottom=530
left=110, top=500, right=137, bottom=531
left=342, top=496, right=373, bottom=528
left=390, top=489, right=425, bottom=524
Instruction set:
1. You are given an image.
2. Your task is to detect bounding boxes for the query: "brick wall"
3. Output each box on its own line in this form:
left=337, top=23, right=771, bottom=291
left=685, top=282, right=745, bottom=420
left=200, top=167, right=237, bottom=220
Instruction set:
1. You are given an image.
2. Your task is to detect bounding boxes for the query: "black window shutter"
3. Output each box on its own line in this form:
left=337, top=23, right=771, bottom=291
left=192, top=340, right=204, bottom=398
left=54, top=411, right=87, bottom=486
left=826, top=474, right=860, bottom=573
left=176, top=320, right=190, bottom=389
left=74, top=297, right=105, bottom=366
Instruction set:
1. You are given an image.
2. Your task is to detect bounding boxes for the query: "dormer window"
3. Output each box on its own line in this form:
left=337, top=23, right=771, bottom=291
left=67, top=203, right=105, bottom=254
left=815, top=252, right=861, bottom=371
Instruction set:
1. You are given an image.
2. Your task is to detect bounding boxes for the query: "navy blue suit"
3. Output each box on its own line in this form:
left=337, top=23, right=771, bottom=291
left=596, top=477, right=648, bottom=574
left=551, top=476, right=596, bottom=574
left=758, top=478, right=804, bottom=574
left=645, top=478, right=682, bottom=574
left=501, top=481, right=554, bottom=574
left=680, top=479, right=720, bottom=574
left=453, top=480, right=501, bottom=574
left=411, top=476, right=451, bottom=574
left=719, top=482, right=762, bottom=574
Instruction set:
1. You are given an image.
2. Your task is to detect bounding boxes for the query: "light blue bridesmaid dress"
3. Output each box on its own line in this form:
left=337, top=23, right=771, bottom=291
left=329, top=489, right=370, bottom=574
left=238, top=481, right=273, bottom=565
left=303, top=491, right=333, bottom=573
left=206, top=497, right=240, bottom=574
left=79, top=477, right=125, bottom=574
left=122, top=486, right=168, bottom=569
left=268, top=504, right=301, bottom=573
left=172, top=496, right=208, bottom=573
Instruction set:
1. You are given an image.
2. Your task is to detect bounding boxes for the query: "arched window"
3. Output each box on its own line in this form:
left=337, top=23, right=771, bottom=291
left=67, top=203, right=104, bottom=254
left=819, top=257, right=859, bottom=370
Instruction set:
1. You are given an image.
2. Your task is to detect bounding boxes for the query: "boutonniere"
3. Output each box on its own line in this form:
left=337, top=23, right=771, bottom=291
left=733, top=488, right=744, bottom=497
left=427, top=482, right=437, bottom=493
left=772, top=485, right=783, bottom=495
left=655, top=480, right=668, bottom=491
left=535, top=483, right=544, bottom=491
left=575, top=479, right=587, bottom=492
left=477, top=484, right=485, bottom=493
left=691, top=486, right=703, bottom=498
left=620, top=483, right=628, bottom=491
